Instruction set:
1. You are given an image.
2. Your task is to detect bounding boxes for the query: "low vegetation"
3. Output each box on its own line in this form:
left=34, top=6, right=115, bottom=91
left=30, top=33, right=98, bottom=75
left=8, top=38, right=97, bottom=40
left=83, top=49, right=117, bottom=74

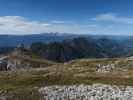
left=0, top=58, right=133, bottom=91
left=0, top=57, right=133, bottom=99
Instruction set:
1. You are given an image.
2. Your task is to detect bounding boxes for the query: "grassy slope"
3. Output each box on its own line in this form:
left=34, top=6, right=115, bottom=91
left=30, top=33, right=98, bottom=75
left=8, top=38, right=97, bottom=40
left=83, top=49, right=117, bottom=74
left=0, top=58, right=133, bottom=91
left=0, top=58, right=133, bottom=99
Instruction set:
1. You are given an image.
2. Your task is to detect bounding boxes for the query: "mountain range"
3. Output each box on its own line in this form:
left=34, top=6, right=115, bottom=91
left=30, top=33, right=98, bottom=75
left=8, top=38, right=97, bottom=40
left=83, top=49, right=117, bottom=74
left=0, top=33, right=131, bottom=47
left=30, top=35, right=133, bottom=62
left=1, top=33, right=133, bottom=62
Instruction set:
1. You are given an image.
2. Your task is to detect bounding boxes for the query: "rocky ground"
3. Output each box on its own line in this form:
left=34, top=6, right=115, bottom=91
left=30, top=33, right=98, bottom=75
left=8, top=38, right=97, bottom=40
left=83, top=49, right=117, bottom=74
left=39, top=84, right=133, bottom=100
left=0, top=84, right=133, bottom=100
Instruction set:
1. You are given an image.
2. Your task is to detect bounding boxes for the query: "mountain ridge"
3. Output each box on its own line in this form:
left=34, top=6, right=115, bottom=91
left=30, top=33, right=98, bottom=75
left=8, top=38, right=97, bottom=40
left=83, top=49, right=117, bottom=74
left=0, top=33, right=132, bottom=47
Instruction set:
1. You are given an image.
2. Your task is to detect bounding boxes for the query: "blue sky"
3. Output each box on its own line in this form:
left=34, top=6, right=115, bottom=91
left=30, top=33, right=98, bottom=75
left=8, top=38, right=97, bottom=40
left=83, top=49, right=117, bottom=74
left=0, top=0, right=133, bottom=35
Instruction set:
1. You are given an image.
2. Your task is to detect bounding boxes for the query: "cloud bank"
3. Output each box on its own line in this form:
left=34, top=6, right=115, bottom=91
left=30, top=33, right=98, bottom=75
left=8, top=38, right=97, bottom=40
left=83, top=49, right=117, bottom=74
left=0, top=16, right=51, bottom=34
left=93, top=13, right=133, bottom=24
left=0, top=16, right=99, bottom=35
left=0, top=14, right=133, bottom=35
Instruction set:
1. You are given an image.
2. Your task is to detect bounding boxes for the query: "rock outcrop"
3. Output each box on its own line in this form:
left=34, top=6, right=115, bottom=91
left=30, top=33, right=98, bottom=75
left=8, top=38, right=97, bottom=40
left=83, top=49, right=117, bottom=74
left=0, top=60, right=8, bottom=71
left=0, top=56, right=9, bottom=71
left=96, top=64, right=115, bottom=73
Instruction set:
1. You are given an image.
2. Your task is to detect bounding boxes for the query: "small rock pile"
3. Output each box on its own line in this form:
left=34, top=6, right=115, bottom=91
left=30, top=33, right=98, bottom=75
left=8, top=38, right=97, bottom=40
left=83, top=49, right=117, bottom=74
left=96, top=64, right=115, bottom=73
left=39, top=84, right=133, bottom=100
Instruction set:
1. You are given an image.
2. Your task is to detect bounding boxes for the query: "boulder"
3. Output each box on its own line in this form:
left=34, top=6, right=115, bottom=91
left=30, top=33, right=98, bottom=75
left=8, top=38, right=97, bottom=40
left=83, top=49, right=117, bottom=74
left=0, top=60, right=8, bottom=71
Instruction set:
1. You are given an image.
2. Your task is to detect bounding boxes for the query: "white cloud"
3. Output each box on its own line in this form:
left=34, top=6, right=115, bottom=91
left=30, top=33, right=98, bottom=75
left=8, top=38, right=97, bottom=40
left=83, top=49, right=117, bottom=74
left=93, top=13, right=133, bottom=24
left=0, top=16, right=99, bottom=34
left=0, top=15, right=133, bottom=35
left=0, top=16, right=51, bottom=34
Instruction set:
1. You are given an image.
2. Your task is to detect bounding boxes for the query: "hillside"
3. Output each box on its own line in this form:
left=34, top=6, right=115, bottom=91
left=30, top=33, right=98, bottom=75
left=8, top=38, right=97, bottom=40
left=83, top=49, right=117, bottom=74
left=0, top=57, right=133, bottom=99
left=0, top=46, right=57, bottom=71
left=31, top=37, right=129, bottom=62
left=0, top=44, right=133, bottom=99
left=0, top=36, right=133, bottom=99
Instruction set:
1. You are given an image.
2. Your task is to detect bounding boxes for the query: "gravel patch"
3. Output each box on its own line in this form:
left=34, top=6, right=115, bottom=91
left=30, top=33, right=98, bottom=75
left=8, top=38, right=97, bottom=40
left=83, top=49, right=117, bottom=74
left=39, top=84, right=133, bottom=100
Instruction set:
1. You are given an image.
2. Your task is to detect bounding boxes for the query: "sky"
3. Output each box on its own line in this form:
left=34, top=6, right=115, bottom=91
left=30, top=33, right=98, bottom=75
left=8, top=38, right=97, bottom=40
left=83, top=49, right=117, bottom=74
left=0, top=0, right=133, bottom=35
